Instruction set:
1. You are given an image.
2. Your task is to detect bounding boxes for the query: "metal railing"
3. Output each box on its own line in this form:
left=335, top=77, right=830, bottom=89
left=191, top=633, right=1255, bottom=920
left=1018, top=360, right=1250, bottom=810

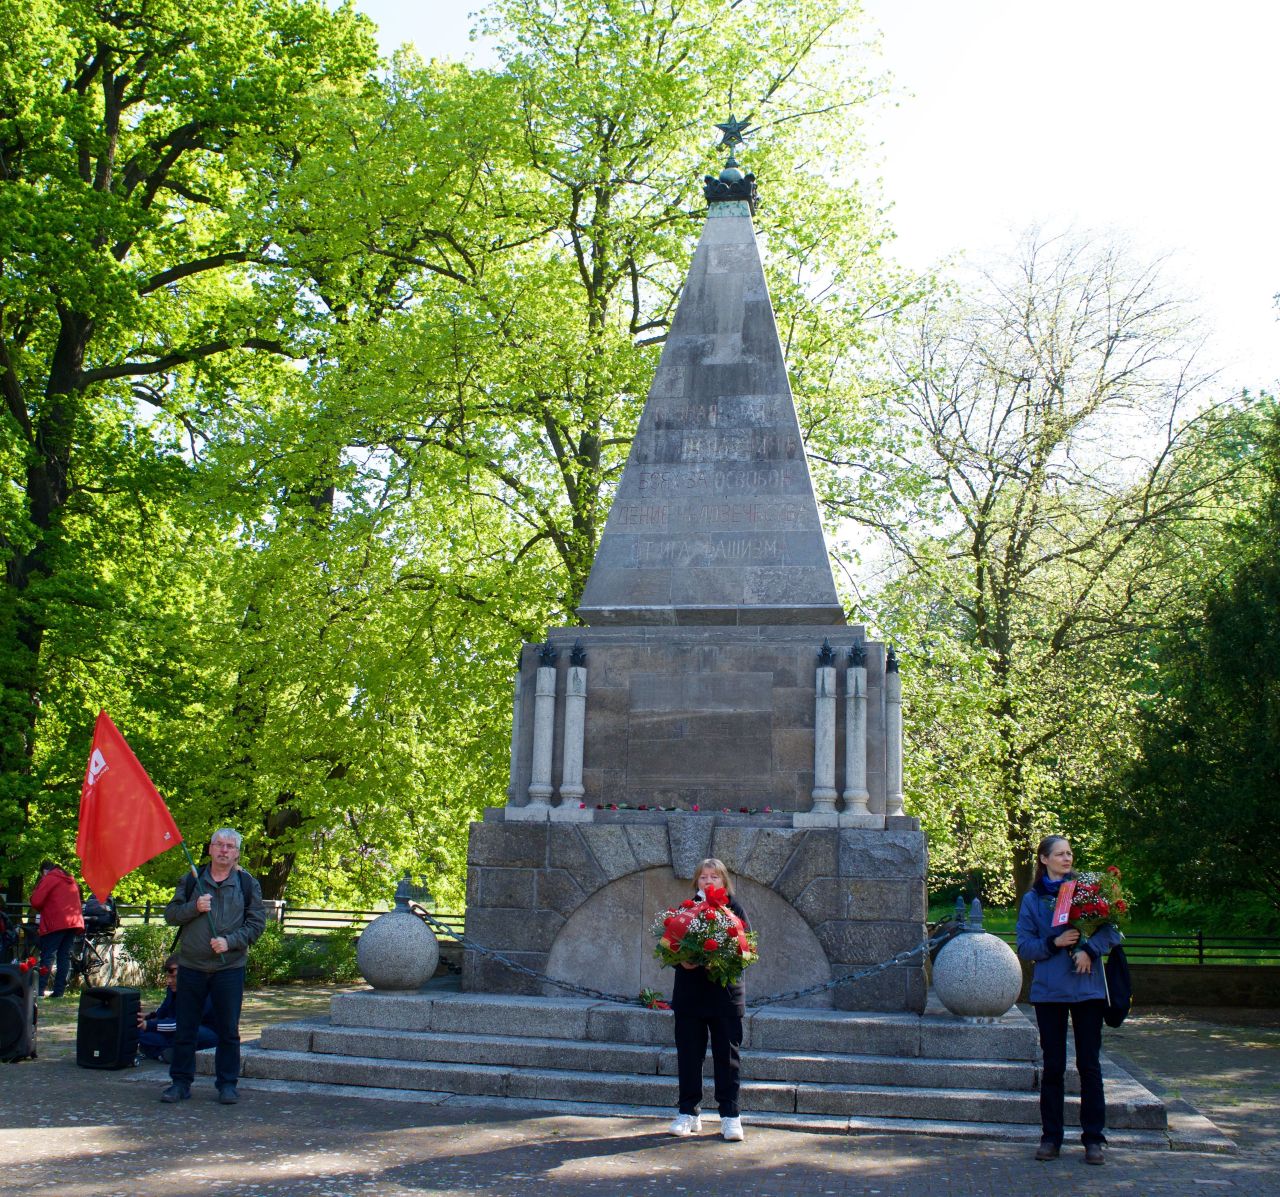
left=992, top=930, right=1280, bottom=966
left=3, top=901, right=466, bottom=945
left=6, top=901, right=1275, bottom=965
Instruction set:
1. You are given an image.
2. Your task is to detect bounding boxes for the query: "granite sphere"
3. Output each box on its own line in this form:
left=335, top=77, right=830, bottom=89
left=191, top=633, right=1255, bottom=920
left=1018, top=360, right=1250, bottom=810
left=932, top=931, right=1022, bottom=1019
left=357, top=910, right=439, bottom=990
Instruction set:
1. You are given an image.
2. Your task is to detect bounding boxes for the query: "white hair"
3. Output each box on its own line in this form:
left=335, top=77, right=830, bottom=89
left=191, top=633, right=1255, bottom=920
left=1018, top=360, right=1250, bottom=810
left=210, top=828, right=243, bottom=850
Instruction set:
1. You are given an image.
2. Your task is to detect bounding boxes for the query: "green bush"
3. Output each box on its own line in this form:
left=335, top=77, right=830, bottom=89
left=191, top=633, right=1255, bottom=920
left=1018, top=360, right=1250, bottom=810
left=245, top=923, right=364, bottom=985
left=320, top=925, right=361, bottom=983
left=122, top=923, right=174, bottom=987
left=246, top=923, right=313, bottom=984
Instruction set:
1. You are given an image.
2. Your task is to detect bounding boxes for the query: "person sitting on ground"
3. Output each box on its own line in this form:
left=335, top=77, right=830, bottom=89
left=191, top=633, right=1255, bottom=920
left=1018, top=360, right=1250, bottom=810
left=137, top=955, right=218, bottom=1063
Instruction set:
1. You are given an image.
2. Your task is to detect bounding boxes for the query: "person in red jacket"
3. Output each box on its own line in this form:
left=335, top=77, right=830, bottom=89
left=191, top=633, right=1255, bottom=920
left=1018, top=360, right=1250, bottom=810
left=30, top=861, right=85, bottom=998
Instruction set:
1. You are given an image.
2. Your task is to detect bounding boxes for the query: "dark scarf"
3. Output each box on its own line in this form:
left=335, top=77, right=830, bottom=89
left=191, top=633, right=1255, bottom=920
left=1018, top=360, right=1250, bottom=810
left=1034, top=872, right=1074, bottom=898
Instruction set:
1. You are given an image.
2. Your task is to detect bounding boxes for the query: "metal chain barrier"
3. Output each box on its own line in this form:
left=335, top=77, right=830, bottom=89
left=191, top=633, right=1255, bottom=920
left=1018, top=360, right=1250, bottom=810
left=409, top=902, right=954, bottom=1010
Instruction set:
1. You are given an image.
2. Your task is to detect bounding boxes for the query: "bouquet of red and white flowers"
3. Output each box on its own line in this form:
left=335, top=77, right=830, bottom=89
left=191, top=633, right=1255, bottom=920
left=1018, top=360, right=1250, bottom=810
left=651, top=884, right=758, bottom=988
left=1067, top=866, right=1132, bottom=936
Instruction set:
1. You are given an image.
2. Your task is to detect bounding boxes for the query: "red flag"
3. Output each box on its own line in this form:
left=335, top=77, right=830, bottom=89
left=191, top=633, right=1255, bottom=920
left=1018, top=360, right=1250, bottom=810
left=76, top=711, right=182, bottom=900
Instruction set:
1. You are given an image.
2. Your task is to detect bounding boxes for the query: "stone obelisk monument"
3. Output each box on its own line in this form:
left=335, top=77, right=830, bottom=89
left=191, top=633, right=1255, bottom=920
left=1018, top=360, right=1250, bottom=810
left=464, top=121, right=926, bottom=1012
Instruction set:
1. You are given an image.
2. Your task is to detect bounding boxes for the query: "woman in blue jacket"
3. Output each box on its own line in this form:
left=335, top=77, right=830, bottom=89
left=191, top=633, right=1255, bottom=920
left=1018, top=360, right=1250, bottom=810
left=1016, top=835, right=1121, bottom=1166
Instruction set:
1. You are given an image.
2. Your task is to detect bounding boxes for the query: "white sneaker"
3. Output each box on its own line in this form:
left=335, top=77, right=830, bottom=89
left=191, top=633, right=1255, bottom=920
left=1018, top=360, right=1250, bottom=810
left=668, top=1113, right=702, bottom=1137
left=721, top=1115, right=745, bottom=1141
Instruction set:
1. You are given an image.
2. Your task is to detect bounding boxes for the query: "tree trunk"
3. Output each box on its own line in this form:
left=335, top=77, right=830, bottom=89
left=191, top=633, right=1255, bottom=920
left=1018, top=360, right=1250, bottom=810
left=2, top=310, right=92, bottom=897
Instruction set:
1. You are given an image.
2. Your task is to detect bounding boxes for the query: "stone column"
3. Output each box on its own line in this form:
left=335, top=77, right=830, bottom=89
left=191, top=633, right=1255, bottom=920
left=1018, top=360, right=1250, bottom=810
left=798, top=641, right=839, bottom=827
left=885, top=647, right=905, bottom=818
left=558, top=643, right=587, bottom=803
left=505, top=662, right=522, bottom=804
left=511, top=641, right=556, bottom=821
left=841, top=640, right=879, bottom=827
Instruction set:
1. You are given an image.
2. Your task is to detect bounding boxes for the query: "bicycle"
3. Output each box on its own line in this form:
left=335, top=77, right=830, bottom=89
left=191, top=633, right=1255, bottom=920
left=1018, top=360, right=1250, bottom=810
left=66, top=928, right=118, bottom=990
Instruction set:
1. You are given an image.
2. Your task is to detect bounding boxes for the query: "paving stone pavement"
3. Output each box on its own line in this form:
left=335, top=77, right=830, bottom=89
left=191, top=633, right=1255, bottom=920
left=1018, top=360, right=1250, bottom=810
left=2, top=990, right=1277, bottom=1197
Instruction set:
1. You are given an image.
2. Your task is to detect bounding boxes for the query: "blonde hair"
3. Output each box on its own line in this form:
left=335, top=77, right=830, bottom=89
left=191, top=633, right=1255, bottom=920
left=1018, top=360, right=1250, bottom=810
left=693, top=857, right=734, bottom=897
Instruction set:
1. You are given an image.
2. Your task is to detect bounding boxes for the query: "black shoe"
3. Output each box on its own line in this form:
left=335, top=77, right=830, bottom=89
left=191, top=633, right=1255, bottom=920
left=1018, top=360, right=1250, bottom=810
left=217, top=1085, right=240, bottom=1105
left=1084, top=1143, right=1105, bottom=1165
left=1034, top=1138, right=1060, bottom=1161
left=159, top=1084, right=191, bottom=1103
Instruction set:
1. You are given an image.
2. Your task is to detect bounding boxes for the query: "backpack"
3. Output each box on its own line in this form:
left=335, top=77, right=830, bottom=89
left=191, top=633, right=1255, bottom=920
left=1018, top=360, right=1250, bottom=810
left=1102, top=944, right=1132, bottom=1027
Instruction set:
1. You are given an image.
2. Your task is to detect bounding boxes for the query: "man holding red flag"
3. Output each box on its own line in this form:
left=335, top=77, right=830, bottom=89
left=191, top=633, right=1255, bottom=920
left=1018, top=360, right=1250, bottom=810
left=75, top=712, right=265, bottom=1103
left=162, top=828, right=265, bottom=1105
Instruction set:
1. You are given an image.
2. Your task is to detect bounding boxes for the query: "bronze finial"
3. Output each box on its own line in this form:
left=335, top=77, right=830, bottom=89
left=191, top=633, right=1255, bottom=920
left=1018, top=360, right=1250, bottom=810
left=704, top=113, right=759, bottom=212
left=714, top=113, right=756, bottom=161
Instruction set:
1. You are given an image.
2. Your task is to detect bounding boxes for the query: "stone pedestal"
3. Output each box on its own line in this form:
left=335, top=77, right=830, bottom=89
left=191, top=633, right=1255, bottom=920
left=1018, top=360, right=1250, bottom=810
left=463, top=814, right=927, bottom=1013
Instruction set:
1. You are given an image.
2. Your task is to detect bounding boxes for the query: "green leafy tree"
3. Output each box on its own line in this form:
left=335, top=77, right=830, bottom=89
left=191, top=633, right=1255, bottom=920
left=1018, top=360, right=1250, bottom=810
left=1112, top=397, right=1280, bottom=927
left=0, top=0, right=378, bottom=894
left=3, top=0, right=914, bottom=906
left=198, top=0, right=913, bottom=900
left=845, top=233, right=1249, bottom=900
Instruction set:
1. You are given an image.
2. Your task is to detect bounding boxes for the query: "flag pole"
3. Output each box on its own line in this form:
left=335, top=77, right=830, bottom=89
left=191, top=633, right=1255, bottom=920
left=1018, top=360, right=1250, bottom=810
left=180, top=840, right=224, bottom=963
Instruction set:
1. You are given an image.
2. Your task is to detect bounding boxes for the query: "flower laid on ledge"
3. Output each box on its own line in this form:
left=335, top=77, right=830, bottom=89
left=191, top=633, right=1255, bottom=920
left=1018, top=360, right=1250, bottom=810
left=638, top=987, right=671, bottom=1010
left=651, top=883, right=758, bottom=988
left=586, top=801, right=776, bottom=814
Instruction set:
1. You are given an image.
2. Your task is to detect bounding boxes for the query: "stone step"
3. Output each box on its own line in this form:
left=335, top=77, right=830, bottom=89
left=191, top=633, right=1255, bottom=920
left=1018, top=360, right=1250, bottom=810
left=181, top=1071, right=1229, bottom=1152
left=223, top=1045, right=1165, bottom=1129
left=261, top=1020, right=1038, bottom=1091
left=328, top=991, right=1039, bottom=1061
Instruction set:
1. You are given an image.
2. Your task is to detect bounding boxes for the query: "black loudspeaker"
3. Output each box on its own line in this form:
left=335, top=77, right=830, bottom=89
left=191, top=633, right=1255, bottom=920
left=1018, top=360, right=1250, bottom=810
left=0, top=963, right=38, bottom=1062
left=76, top=986, right=140, bottom=1069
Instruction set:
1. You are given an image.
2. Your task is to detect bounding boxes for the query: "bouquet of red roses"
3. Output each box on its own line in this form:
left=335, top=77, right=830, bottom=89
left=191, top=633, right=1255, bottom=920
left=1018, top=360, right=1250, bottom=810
left=651, top=884, right=758, bottom=988
left=1067, top=866, right=1132, bottom=936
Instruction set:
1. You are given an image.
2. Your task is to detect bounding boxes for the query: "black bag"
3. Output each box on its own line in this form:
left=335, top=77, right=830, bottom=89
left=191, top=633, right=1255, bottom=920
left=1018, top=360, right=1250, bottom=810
left=1102, top=944, right=1132, bottom=1027
left=82, top=896, right=118, bottom=933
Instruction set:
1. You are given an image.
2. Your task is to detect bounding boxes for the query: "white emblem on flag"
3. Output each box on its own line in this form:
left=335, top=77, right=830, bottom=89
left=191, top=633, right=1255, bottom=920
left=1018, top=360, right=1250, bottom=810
left=88, top=748, right=109, bottom=787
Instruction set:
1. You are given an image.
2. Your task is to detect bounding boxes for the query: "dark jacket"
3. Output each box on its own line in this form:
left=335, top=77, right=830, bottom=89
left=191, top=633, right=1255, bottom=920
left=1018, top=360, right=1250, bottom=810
left=31, top=867, right=85, bottom=935
left=1016, top=878, right=1122, bottom=1004
left=671, top=897, right=750, bottom=1018
left=165, top=865, right=266, bottom=972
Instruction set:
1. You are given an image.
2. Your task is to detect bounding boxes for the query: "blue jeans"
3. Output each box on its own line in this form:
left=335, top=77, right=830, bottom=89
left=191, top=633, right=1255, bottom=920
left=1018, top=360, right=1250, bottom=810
left=1034, top=999, right=1107, bottom=1146
left=169, top=965, right=245, bottom=1091
left=38, top=929, right=75, bottom=997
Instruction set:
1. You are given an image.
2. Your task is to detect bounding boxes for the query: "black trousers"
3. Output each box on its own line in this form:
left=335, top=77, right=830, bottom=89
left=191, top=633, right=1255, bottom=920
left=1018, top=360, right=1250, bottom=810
left=674, top=1011, right=742, bottom=1117
left=170, top=965, right=245, bottom=1091
left=1034, top=999, right=1107, bottom=1146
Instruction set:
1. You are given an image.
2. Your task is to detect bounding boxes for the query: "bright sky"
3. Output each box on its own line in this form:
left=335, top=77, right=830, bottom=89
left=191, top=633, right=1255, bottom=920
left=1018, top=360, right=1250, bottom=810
left=354, top=0, right=1279, bottom=392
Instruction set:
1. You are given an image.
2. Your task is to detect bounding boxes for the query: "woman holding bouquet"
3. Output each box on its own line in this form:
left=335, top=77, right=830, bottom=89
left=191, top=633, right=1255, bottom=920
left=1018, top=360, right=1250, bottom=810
left=1016, top=835, right=1122, bottom=1166
left=669, top=858, right=750, bottom=1143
